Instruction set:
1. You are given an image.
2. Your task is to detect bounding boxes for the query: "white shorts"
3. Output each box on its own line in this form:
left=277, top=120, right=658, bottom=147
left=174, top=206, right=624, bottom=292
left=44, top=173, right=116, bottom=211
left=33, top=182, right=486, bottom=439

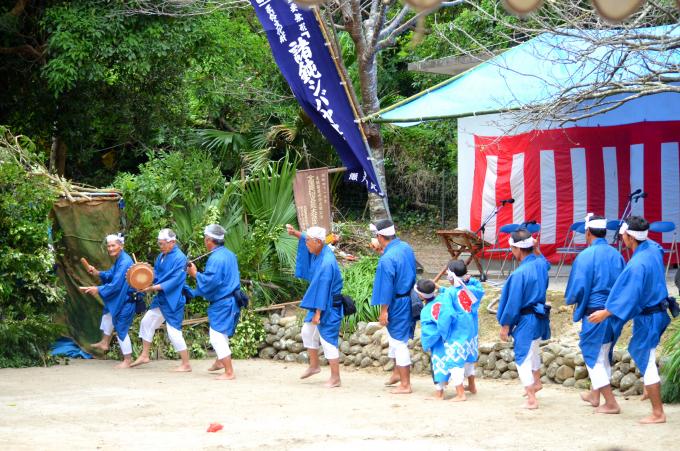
left=209, top=328, right=232, bottom=360
left=643, top=348, right=660, bottom=386
left=517, top=339, right=541, bottom=387
left=450, top=367, right=465, bottom=386
left=301, top=322, right=339, bottom=360
left=386, top=330, right=411, bottom=367
left=117, top=334, right=132, bottom=355
left=586, top=343, right=613, bottom=390
left=100, top=313, right=114, bottom=336
left=464, top=362, right=476, bottom=378
left=139, top=308, right=187, bottom=352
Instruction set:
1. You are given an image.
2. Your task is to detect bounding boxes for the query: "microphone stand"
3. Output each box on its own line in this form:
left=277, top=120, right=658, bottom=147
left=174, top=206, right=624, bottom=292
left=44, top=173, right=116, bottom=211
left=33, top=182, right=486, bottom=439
left=612, top=191, right=644, bottom=245
left=475, top=202, right=510, bottom=282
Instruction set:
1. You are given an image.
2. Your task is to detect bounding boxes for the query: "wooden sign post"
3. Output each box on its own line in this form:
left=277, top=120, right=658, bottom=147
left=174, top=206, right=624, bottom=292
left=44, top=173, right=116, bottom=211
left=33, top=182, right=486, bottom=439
left=292, top=167, right=331, bottom=232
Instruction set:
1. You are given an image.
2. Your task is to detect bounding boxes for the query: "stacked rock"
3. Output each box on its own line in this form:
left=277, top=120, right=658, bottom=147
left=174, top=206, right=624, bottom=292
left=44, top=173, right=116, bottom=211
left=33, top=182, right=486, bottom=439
left=258, top=313, right=650, bottom=395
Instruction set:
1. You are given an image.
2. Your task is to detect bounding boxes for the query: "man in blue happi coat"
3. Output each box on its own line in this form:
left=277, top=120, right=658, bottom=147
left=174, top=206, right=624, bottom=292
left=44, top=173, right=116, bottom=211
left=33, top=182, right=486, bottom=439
left=371, top=219, right=417, bottom=394
left=497, top=227, right=551, bottom=410
left=187, top=224, right=241, bottom=380
left=589, top=216, right=672, bottom=424
left=131, top=229, right=191, bottom=372
left=564, top=214, right=625, bottom=414
left=446, top=260, right=485, bottom=394
left=287, top=223, right=344, bottom=388
left=82, top=233, right=135, bottom=368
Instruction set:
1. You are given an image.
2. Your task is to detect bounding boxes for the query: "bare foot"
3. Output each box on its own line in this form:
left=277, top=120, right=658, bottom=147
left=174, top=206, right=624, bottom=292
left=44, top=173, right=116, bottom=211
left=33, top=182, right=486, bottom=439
left=130, top=356, right=150, bottom=368
left=425, top=391, right=445, bottom=401
left=173, top=364, right=192, bottom=372
left=521, top=400, right=539, bottom=410
left=639, top=413, right=666, bottom=424
left=114, top=360, right=132, bottom=369
left=390, top=385, right=412, bottom=394
left=90, top=342, right=109, bottom=352
left=595, top=404, right=621, bottom=414
left=300, top=367, right=321, bottom=379
left=640, top=392, right=649, bottom=401
left=450, top=394, right=467, bottom=402
left=580, top=391, right=599, bottom=407
left=467, top=384, right=477, bottom=394
left=324, top=378, right=341, bottom=388
left=384, top=376, right=400, bottom=386
left=215, top=373, right=235, bottom=380
left=207, top=363, right=224, bottom=372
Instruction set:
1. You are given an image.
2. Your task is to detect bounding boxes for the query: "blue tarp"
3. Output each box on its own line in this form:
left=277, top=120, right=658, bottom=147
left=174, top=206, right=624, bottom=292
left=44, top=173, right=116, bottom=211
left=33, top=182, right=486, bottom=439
left=373, top=25, right=680, bottom=124
left=50, top=337, right=92, bottom=359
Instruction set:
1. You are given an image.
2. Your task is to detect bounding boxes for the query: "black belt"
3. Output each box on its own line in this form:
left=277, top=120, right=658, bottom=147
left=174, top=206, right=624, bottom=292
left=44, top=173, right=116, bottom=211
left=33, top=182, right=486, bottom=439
left=585, top=306, right=604, bottom=316
left=520, top=303, right=551, bottom=318
left=396, top=290, right=412, bottom=298
left=641, top=302, right=666, bottom=315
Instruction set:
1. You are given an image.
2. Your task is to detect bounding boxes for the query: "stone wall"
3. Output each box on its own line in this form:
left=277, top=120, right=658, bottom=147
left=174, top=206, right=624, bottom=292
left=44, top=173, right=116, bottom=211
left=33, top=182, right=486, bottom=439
left=258, top=313, right=649, bottom=395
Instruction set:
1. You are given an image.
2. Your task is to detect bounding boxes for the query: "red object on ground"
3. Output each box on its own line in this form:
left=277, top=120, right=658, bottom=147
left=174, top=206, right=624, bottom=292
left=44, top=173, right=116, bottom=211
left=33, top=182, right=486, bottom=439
left=207, top=423, right=223, bottom=433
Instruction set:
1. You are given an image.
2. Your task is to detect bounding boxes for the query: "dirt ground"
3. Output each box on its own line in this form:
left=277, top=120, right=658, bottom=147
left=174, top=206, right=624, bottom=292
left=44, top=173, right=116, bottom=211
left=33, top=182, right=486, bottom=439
left=1, top=359, right=678, bottom=451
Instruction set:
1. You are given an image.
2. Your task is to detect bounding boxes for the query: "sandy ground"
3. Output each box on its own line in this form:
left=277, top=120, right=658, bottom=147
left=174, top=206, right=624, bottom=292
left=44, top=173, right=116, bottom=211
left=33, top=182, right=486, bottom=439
left=1, top=359, right=678, bottom=451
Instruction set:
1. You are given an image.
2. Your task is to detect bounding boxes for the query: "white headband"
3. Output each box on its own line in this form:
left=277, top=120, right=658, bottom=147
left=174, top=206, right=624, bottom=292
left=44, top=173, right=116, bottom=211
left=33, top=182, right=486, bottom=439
left=105, top=233, right=124, bottom=244
left=204, top=226, right=224, bottom=240
left=413, top=283, right=436, bottom=299
left=370, top=223, right=396, bottom=236
left=306, top=226, right=327, bottom=242
left=158, top=230, right=176, bottom=242
left=619, top=222, right=648, bottom=241
left=584, top=213, right=607, bottom=230
left=509, top=236, right=535, bottom=248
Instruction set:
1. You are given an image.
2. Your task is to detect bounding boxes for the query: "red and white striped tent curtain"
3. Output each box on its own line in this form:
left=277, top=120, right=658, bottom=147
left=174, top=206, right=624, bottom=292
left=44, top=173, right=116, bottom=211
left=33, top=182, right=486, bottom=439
left=465, top=121, right=680, bottom=263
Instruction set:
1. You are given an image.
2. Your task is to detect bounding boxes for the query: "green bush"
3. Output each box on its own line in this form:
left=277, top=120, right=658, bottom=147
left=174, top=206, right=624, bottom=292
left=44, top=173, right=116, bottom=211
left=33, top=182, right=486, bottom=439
left=341, top=256, right=380, bottom=334
left=0, top=128, right=65, bottom=367
left=231, top=308, right=266, bottom=359
left=661, top=320, right=680, bottom=403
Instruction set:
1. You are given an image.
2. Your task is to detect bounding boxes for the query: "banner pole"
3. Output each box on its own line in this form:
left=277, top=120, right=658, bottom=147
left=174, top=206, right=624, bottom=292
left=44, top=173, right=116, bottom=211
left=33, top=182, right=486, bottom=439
left=312, top=7, right=389, bottom=206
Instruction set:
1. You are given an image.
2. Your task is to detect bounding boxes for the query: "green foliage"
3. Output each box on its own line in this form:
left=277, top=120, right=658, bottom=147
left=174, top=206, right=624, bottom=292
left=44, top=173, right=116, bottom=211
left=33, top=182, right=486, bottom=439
left=0, top=128, right=65, bottom=367
left=341, top=256, right=380, bottom=334
left=661, top=320, right=680, bottom=403
left=114, top=148, right=225, bottom=261
left=230, top=309, right=266, bottom=359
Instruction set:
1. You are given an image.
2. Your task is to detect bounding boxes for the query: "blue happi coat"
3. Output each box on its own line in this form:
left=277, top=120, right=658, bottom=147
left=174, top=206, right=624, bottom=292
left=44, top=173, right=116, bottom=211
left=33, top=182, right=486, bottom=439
left=149, top=245, right=188, bottom=330
left=565, top=238, right=625, bottom=368
left=497, top=254, right=551, bottom=365
left=441, top=285, right=478, bottom=367
left=191, top=246, right=241, bottom=337
left=420, top=297, right=454, bottom=384
left=295, top=234, right=344, bottom=346
left=98, top=250, right=135, bottom=340
left=605, top=240, right=671, bottom=374
left=371, top=238, right=417, bottom=342
left=456, top=278, right=485, bottom=364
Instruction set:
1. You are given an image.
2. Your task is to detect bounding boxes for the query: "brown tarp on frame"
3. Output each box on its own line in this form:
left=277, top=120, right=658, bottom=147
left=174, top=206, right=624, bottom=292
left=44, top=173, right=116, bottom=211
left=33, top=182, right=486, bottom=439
left=52, top=197, right=122, bottom=348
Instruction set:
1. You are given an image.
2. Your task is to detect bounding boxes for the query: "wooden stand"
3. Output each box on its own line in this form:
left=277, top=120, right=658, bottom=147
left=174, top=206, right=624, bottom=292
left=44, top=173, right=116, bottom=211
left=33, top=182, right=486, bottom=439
left=433, top=229, right=491, bottom=282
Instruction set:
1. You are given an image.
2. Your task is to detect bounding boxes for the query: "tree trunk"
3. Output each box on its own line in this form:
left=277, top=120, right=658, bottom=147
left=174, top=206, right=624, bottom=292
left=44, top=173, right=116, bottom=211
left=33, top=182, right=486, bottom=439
left=358, top=51, right=391, bottom=221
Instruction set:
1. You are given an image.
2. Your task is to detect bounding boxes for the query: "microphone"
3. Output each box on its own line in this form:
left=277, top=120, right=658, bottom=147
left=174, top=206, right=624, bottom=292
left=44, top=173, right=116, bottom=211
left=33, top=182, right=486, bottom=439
left=500, top=198, right=515, bottom=205
left=639, top=192, right=648, bottom=198
left=630, top=188, right=642, bottom=197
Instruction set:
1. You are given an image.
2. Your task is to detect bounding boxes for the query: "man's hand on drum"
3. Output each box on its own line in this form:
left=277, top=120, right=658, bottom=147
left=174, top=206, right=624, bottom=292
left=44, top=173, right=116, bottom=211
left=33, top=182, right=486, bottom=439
left=142, top=284, right=161, bottom=293
left=187, top=262, right=198, bottom=278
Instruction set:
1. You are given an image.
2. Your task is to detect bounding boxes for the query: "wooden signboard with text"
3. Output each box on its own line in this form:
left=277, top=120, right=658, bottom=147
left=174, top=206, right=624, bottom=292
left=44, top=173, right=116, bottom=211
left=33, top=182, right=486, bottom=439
left=292, top=167, right=331, bottom=232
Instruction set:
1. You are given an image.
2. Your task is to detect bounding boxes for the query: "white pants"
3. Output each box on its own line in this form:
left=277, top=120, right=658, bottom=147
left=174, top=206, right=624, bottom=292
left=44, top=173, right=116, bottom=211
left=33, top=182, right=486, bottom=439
left=464, top=362, right=476, bottom=378
left=209, top=328, right=232, bottom=360
left=450, top=367, right=465, bottom=386
left=301, top=323, right=339, bottom=359
left=100, top=313, right=114, bottom=336
left=517, top=339, right=541, bottom=387
left=139, top=308, right=187, bottom=352
left=586, top=342, right=613, bottom=390
left=118, top=334, right=132, bottom=355
left=386, top=330, right=411, bottom=367
left=643, top=349, right=660, bottom=386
